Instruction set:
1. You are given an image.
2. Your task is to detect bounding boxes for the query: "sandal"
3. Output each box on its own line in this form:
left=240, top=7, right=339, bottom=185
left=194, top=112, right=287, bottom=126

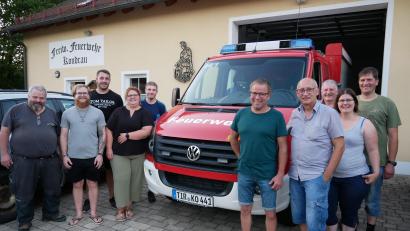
left=125, top=209, right=134, bottom=219
left=90, top=215, right=103, bottom=224
left=115, top=211, right=126, bottom=222
left=68, top=217, right=83, bottom=226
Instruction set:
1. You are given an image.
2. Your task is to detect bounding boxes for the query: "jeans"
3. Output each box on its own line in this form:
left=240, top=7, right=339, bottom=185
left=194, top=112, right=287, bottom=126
left=290, top=175, right=330, bottom=231
left=366, top=166, right=385, bottom=217
left=10, top=155, right=62, bottom=225
left=327, top=175, right=370, bottom=227
left=238, top=173, right=277, bottom=210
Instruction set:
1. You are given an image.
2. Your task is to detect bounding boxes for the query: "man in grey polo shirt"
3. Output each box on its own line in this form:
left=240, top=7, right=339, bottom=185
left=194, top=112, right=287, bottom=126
left=288, top=78, right=344, bottom=231
left=0, top=85, right=66, bottom=231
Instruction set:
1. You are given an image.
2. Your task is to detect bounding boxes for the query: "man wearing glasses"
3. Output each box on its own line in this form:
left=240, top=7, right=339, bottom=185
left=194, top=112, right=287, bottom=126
left=0, top=85, right=66, bottom=231
left=288, top=78, right=344, bottom=231
left=60, top=84, right=106, bottom=225
left=230, top=79, right=288, bottom=231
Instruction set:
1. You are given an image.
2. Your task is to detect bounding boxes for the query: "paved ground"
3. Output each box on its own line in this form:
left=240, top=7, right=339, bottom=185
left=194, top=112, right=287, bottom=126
left=1, top=175, right=409, bottom=231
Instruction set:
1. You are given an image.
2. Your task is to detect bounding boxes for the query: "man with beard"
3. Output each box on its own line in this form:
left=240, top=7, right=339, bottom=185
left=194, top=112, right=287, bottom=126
left=321, top=79, right=338, bottom=108
left=141, top=81, right=166, bottom=203
left=0, top=85, right=66, bottom=231
left=60, top=84, right=106, bottom=226
left=89, top=69, right=123, bottom=209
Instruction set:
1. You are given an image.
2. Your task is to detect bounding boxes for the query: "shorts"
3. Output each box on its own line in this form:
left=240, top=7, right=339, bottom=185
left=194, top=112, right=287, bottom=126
left=290, top=175, right=330, bottom=230
left=102, top=150, right=112, bottom=170
left=327, top=174, right=370, bottom=227
left=67, top=157, right=101, bottom=183
left=366, top=166, right=385, bottom=217
left=238, top=173, right=277, bottom=211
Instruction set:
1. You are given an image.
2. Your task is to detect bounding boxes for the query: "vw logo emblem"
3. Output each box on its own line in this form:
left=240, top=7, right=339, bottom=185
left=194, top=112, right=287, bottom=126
left=186, top=145, right=201, bottom=161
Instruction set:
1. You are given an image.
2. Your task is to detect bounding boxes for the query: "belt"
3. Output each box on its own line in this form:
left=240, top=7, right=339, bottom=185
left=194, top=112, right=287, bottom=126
left=14, top=154, right=56, bottom=160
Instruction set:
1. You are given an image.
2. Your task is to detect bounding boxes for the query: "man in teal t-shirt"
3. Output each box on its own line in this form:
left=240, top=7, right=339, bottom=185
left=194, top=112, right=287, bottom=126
left=230, top=79, right=288, bottom=231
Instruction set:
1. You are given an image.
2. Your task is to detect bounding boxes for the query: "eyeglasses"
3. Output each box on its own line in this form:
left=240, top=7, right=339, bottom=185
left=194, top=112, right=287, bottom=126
left=127, top=94, right=140, bottom=98
left=338, top=99, right=354, bottom=103
left=76, top=92, right=89, bottom=96
left=296, top=87, right=315, bottom=95
left=250, top=91, right=269, bottom=97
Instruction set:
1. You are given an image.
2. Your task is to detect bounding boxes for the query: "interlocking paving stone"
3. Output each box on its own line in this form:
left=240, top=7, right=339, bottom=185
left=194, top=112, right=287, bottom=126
left=2, top=175, right=409, bottom=230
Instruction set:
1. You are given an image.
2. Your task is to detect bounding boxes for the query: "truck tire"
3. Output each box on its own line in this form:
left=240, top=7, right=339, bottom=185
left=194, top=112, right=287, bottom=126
left=0, top=185, right=17, bottom=224
left=277, top=204, right=295, bottom=226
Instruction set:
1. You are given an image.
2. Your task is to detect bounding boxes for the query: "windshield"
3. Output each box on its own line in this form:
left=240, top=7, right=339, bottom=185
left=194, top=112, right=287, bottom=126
left=181, top=57, right=306, bottom=107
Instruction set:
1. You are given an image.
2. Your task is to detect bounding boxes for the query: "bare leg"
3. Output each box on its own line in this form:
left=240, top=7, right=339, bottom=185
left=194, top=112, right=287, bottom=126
left=265, top=210, right=277, bottom=231
left=300, top=224, right=308, bottom=231
left=87, top=180, right=99, bottom=217
left=327, top=224, right=338, bottom=231
left=342, top=224, right=356, bottom=231
left=240, top=205, right=252, bottom=231
left=72, top=181, right=84, bottom=218
left=367, top=216, right=376, bottom=225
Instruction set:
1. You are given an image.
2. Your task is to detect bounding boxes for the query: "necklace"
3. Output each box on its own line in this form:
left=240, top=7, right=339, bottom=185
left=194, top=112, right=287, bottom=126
left=76, top=107, right=89, bottom=122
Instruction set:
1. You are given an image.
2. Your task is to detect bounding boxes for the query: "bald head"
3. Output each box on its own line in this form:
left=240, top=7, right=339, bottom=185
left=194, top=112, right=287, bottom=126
left=297, top=78, right=318, bottom=89
left=296, top=78, right=319, bottom=108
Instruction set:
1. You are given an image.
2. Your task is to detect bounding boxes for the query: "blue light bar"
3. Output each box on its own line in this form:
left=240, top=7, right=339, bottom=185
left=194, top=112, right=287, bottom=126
left=220, top=44, right=238, bottom=54
left=290, top=39, right=314, bottom=49
left=220, top=39, right=314, bottom=54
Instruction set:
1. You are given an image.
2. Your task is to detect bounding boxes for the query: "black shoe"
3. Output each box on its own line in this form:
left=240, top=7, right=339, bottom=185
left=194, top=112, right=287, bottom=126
left=148, top=191, right=156, bottom=203
left=83, top=199, right=90, bottom=212
left=18, top=223, right=32, bottom=231
left=109, top=197, right=117, bottom=208
left=42, top=214, right=67, bottom=222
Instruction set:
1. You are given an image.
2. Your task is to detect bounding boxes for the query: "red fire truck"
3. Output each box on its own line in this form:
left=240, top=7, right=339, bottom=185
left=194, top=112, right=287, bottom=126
left=144, top=39, right=350, bottom=223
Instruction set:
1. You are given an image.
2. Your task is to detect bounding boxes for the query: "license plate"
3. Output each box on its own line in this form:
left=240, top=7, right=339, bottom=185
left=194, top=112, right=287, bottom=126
left=172, top=189, right=214, bottom=207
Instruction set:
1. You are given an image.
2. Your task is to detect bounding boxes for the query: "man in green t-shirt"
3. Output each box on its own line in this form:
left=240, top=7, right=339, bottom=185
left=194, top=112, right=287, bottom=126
left=357, top=67, right=401, bottom=231
left=230, top=79, right=288, bottom=231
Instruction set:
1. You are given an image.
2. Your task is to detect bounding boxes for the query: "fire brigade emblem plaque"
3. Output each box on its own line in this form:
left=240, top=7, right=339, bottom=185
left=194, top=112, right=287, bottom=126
left=174, top=41, right=194, bottom=83
left=186, top=145, right=201, bottom=161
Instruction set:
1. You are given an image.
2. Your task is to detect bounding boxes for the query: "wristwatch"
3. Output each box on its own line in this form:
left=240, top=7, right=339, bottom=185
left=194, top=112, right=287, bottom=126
left=387, top=160, right=397, bottom=166
left=126, top=133, right=130, bottom=139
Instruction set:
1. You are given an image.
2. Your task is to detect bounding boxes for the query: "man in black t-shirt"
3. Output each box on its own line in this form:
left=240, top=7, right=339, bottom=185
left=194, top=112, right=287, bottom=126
left=89, top=69, right=123, bottom=209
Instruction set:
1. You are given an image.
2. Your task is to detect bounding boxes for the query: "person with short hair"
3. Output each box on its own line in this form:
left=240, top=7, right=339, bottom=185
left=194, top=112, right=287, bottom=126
left=0, top=85, right=66, bottom=231
left=60, top=84, right=106, bottom=226
left=141, top=81, right=166, bottom=203
left=288, top=78, right=344, bottom=231
left=321, top=79, right=338, bottom=108
left=327, top=88, right=380, bottom=231
left=106, top=87, right=153, bottom=221
left=357, top=67, right=401, bottom=231
left=230, top=79, right=288, bottom=231
left=89, top=69, right=123, bottom=210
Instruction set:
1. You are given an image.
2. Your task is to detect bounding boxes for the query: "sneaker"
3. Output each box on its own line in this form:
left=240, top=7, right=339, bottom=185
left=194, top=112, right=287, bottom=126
left=109, top=197, right=116, bottom=208
left=148, top=191, right=156, bottom=203
left=82, top=199, right=90, bottom=212
left=18, top=223, right=32, bottom=231
left=42, top=214, right=67, bottom=222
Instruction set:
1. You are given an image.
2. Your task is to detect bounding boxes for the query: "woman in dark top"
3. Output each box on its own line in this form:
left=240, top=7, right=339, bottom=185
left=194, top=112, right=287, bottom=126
left=106, top=87, right=153, bottom=221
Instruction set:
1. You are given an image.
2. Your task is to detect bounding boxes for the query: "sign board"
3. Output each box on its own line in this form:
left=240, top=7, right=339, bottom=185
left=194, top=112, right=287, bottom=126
left=49, top=35, right=104, bottom=69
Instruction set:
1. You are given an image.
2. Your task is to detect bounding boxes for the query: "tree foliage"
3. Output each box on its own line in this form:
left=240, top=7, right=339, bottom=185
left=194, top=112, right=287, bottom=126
left=0, top=0, right=63, bottom=89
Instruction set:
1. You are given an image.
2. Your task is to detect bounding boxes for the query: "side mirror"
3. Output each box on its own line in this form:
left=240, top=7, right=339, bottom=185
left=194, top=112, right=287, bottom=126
left=171, top=87, right=180, bottom=107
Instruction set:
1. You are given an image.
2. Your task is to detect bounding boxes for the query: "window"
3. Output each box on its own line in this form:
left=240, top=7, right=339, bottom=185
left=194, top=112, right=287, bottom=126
left=121, top=71, right=149, bottom=99
left=64, top=77, right=87, bottom=94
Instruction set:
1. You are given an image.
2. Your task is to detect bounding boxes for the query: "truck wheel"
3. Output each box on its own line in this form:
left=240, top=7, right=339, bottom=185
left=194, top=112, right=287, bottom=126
left=0, top=185, right=17, bottom=224
left=277, top=204, right=295, bottom=226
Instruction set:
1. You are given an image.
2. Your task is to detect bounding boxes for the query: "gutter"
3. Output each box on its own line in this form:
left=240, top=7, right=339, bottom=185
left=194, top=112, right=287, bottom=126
left=3, top=0, right=166, bottom=34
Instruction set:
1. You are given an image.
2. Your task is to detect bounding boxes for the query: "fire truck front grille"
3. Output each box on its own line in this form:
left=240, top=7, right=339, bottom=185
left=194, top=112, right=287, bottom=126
left=154, top=136, right=237, bottom=174
left=159, top=171, right=234, bottom=196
